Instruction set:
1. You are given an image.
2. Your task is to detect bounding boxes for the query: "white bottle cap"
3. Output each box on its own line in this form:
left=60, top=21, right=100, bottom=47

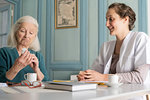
left=22, top=48, right=27, bottom=54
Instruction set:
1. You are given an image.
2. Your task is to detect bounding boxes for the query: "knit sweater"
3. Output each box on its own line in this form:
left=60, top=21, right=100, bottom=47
left=0, top=47, right=49, bottom=83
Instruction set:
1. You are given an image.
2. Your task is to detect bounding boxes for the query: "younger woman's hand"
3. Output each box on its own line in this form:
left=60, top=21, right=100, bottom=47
left=83, top=69, right=108, bottom=81
left=77, top=71, right=86, bottom=81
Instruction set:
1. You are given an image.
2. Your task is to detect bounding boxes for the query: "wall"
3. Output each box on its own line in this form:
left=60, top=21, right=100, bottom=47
left=0, top=5, right=11, bottom=48
left=45, top=0, right=88, bottom=80
left=88, top=0, right=98, bottom=66
left=148, top=0, right=150, bottom=36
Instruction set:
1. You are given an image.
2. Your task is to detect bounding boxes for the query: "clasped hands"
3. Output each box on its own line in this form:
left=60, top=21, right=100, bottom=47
left=77, top=69, right=108, bottom=81
left=14, top=49, right=39, bottom=72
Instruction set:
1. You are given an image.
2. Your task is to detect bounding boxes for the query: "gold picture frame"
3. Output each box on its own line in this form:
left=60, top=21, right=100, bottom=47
left=55, top=0, right=78, bottom=29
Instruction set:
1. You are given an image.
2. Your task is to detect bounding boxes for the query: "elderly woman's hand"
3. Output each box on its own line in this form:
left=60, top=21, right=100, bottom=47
left=29, top=54, right=39, bottom=71
left=6, top=50, right=36, bottom=80
left=13, top=50, right=33, bottom=71
left=29, top=54, right=44, bottom=81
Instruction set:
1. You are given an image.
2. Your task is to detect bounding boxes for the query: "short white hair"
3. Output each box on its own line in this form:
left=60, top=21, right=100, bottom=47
left=7, top=15, right=40, bottom=51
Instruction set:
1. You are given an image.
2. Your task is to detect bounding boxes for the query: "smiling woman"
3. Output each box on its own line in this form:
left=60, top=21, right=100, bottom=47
left=78, top=3, right=150, bottom=100
left=78, top=2, right=150, bottom=84
left=0, top=16, right=49, bottom=83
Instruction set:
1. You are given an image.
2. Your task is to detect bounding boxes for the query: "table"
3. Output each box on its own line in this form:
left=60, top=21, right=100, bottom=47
left=0, top=84, right=150, bottom=100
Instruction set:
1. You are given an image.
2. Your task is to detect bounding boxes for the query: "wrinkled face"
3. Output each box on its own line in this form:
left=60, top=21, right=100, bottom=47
left=16, top=22, right=38, bottom=47
left=106, top=8, right=125, bottom=36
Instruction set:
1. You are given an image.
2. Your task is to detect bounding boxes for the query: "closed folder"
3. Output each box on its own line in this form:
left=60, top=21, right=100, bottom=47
left=44, top=81, right=97, bottom=92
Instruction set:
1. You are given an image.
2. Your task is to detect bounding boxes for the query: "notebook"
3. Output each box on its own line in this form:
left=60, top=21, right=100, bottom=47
left=44, top=81, right=97, bottom=92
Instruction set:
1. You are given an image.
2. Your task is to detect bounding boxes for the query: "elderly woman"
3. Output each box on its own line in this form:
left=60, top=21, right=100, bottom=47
left=0, top=16, right=48, bottom=83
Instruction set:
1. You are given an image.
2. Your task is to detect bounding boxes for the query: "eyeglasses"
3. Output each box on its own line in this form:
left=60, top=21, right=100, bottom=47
left=6, top=80, right=42, bottom=89
left=22, top=80, right=42, bottom=88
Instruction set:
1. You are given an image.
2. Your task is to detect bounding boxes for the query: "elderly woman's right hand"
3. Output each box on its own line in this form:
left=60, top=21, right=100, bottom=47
left=6, top=50, right=34, bottom=80
left=13, top=50, right=33, bottom=71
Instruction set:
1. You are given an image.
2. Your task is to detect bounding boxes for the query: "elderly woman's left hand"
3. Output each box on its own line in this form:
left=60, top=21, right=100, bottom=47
left=29, top=54, right=39, bottom=71
left=29, top=54, right=44, bottom=81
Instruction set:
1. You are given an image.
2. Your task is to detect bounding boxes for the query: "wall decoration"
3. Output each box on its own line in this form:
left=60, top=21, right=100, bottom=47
left=55, top=0, right=78, bottom=29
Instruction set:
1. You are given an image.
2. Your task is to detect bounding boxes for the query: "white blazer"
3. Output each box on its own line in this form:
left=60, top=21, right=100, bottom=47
left=91, top=31, right=150, bottom=83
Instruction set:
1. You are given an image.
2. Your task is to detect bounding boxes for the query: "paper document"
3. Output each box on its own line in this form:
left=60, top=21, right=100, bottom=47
left=0, top=83, right=8, bottom=87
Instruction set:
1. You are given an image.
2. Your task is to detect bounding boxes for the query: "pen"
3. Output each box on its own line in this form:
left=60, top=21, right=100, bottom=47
left=53, top=80, right=72, bottom=82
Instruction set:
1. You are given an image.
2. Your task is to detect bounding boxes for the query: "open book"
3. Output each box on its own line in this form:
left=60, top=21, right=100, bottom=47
left=44, top=81, right=97, bottom=92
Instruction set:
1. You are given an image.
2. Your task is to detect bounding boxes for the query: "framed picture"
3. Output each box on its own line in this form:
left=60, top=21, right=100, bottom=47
left=55, top=0, right=78, bottom=29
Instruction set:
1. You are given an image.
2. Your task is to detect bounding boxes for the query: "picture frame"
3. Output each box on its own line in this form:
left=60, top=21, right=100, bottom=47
left=55, top=0, right=78, bottom=29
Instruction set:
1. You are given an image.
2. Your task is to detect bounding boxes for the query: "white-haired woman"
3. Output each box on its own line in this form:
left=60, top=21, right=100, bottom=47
left=0, top=16, right=48, bottom=83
